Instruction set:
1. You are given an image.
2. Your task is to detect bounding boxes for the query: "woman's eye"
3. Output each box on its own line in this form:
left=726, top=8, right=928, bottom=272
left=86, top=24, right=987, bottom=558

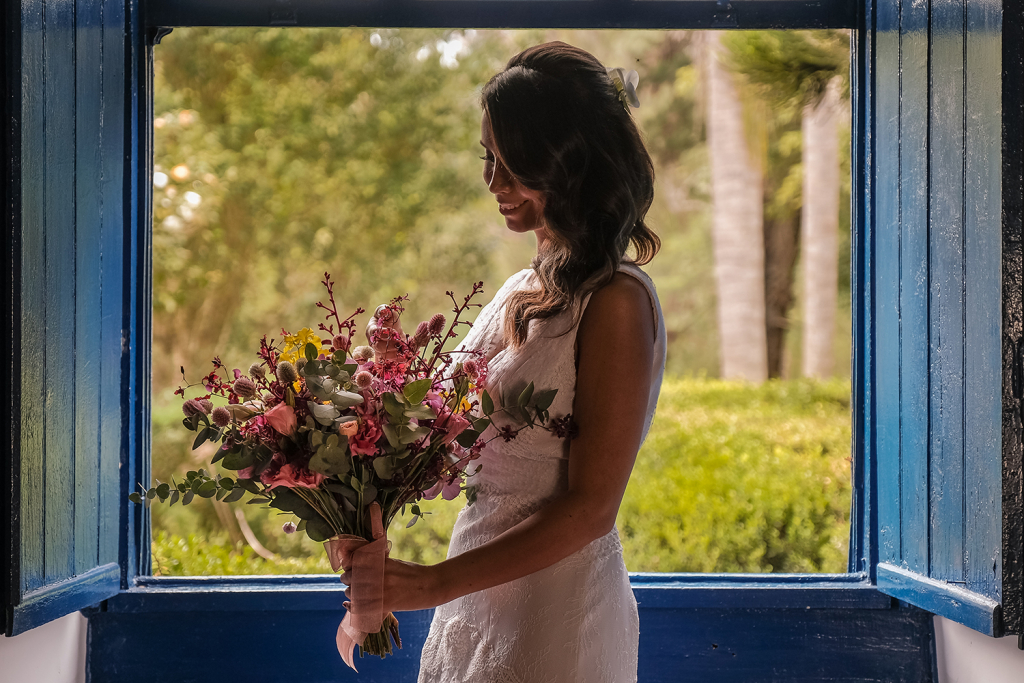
left=480, top=154, right=494, bottom=163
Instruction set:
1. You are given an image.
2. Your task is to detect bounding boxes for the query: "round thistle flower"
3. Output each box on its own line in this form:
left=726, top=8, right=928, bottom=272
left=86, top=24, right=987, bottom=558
left=352, top=345, right=375, bottom=362
left=248, top=362, right=266, bottom=380
left=276, top=361, right=298, bottom=384
left=211, top=406, right=231, bottom=428
left=182, top=399, right=205, bottom=418
left=463, top=359, right=480, bottom=379
left=198, top=399, right=214, bottom=414
left=233, top=376, right=257, bottom=399
left=332, top=335, right=350, bottom=352
left=295, top=357, right=307, bottom=374
left=282, top=521, right=297, bottom=534
left=412, top=321, right=430, bottom=349
left=354, top=371, right=373, bottom=389
left=428, top=313, right=446, bottom=337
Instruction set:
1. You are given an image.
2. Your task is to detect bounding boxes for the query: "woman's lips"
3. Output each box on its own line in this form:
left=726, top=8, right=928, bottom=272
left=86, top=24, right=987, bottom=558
left=498, top=200, right=526, bottom=216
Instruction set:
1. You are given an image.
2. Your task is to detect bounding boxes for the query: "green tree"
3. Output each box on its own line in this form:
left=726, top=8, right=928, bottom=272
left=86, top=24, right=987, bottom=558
left=726, top=31, right=850, bottom=378
left=150, top=27, right=522, bottom=545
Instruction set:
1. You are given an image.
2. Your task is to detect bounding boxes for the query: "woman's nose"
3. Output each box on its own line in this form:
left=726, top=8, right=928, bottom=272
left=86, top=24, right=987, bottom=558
left=486, top=158, right=512, bottom=194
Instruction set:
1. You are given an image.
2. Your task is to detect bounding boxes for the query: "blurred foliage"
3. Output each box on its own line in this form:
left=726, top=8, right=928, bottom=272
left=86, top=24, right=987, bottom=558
left=153, top=378, right=851, bottom=575
left=619, top=377, right=851, bottom=573
left=150, top=28, right=853, bottom=576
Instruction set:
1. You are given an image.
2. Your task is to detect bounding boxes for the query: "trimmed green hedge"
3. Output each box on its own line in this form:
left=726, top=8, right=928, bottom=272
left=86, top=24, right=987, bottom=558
left=152, top=378, right=851, bottom=575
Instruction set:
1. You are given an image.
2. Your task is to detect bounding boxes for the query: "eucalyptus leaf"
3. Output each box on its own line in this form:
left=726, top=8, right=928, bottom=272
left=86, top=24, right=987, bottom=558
left=192, top=428, right=210, bottom=451
left=182, top=490, right=195, bottom=505
left=329, top=390, right=364, bottom=409
left=223, top=488, right=245, bottom=504
left=197, top=480, right=219, bottom=498
left=518, top=381, right=535, bottom=408
left=128, top=492, right=143, bottom=505
left=404, top=404, right=437, bottom=420
left=238, top=478, right=262, bottom=494
left=270, top=489, right=317, bottom=520
left=307, top=400, right=340, bottom=426
left=456, top=429, right=481, bottom=448
left=532, top=388, right=557, bottom=411
left=305, top=515, right=334, bottom=542
left=382, top=393, right=407, bottom=419
left=310, top=438, right=352, bottom=477
left=372, top=457, right=396, bottom=480
left=221, top=446, right=254, bottom=471
left=400, top=424, right=431, bottom=445
left=382, top=423, right=401, bottom=449
left=403, top=378, right=432, bottom=405
left=304, top=342, right=318, bottom=363
left=481, top=390, right=494, bottom=416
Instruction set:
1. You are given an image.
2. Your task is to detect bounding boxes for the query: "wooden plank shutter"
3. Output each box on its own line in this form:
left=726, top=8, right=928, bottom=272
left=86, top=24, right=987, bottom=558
left=3, top=0, right=132, bottom=635
left=871, top=0, right=1022, bottom=637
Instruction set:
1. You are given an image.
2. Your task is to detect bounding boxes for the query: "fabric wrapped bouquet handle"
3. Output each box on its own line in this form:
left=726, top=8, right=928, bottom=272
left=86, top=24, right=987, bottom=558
left=324, top=502, right=399, bottom=670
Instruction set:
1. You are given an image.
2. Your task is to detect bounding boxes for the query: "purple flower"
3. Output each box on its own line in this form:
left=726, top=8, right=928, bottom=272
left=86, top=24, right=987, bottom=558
left=211, top=406, right=231, bottom=428
left=233, top=376, right=257, bottom=399
left=182, top=399, right=205, bottom=418
left=427, top=313, right=446, bottom=337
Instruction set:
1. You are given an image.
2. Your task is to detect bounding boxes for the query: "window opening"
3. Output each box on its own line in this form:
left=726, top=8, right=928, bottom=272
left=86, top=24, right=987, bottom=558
left=148, top=27, right=853, bottom=576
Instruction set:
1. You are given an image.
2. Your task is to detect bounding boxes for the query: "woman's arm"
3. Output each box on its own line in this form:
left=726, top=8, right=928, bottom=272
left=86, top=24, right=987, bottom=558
left=364, top=272, right=656, bottom=612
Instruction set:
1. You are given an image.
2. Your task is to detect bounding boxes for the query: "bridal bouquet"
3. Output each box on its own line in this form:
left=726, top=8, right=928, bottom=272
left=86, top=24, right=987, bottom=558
left=131, top=274, right=559, bottom=669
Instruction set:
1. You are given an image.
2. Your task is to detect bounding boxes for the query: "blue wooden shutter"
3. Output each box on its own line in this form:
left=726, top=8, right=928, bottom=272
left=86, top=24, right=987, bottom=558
left=871, top=0, right=1021, bottom=637
left=4, top=0, right=132, bottom=635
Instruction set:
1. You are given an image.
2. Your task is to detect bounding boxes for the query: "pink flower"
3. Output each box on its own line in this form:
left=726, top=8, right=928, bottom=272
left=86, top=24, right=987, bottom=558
left=349, top=419, right=383, bottom=456
left=437, top=410, right=471, bottom=446
left=264, top=462, right=324, bottom=489
left=423, top=477, right=462, bottom=501
left=265, top=403, right=297, bottom=435
left=338, top=420, right=359, bottom=437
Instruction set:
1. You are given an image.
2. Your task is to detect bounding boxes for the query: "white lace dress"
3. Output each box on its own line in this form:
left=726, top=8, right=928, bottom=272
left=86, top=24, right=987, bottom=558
left=418, top=262, right=667, bottom=683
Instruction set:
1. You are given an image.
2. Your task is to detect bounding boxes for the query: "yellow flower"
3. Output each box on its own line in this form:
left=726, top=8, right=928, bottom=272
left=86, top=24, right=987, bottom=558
left=292, top=380, right=303, bottom=393
left=281, top=327, right=323, bottom=363
left=458, top=397, right=472, bottom=413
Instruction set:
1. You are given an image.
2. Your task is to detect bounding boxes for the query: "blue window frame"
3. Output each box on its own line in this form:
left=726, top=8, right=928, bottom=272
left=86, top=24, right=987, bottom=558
left=5, top=0, right=1022, bottom=678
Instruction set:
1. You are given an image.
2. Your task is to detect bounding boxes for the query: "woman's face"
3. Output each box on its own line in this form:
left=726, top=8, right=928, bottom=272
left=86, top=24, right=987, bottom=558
left=480, top=112, right=548, bottom=237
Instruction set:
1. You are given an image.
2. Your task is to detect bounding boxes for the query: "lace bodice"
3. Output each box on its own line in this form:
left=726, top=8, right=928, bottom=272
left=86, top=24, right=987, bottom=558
left=418, top=262, right=667, bottom=683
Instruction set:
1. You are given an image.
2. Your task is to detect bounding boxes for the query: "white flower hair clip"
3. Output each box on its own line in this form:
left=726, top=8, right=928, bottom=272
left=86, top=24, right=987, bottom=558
left=606, top=67, right=641, bottom=110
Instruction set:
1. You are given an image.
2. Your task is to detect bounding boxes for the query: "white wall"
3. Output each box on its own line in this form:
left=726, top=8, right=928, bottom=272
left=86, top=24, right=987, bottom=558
left=935, top=616, right=1024, bottom=683
left=0, top=613, right=86, bottom=683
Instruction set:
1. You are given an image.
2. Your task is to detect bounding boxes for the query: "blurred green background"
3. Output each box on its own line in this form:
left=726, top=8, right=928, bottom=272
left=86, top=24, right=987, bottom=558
left=150, top=28, right=852, bottom=575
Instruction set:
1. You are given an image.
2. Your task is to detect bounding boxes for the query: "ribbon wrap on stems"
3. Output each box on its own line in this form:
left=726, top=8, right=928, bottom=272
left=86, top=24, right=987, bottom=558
left=324, top=502, right=395, bottom=671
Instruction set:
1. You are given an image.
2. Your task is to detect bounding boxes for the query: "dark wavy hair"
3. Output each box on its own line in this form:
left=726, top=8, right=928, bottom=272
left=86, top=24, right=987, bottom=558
left=482, top=42, right=659, bottom=348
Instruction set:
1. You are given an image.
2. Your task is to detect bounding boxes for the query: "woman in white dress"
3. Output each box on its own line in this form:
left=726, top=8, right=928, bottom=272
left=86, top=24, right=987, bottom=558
left=360, top=41, right=667, bottom=682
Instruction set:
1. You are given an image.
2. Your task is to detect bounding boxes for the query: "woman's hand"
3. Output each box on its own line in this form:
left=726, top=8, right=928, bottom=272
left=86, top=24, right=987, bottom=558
left=365, top=304, right=406, bottom=362
left=342, top=557, right=445, bottom=613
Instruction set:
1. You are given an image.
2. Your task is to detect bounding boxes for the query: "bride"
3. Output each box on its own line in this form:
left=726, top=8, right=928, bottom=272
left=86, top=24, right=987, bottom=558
left=356, top=41, right=666, bottom=682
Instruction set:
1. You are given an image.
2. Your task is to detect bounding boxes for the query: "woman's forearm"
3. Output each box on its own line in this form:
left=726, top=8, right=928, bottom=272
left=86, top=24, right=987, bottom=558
left=430, top=491, right=617, bottom=605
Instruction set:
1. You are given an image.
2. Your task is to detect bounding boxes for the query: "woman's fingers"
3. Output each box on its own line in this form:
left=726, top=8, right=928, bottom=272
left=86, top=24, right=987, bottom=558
left=366, top=304, right=406, bottom=361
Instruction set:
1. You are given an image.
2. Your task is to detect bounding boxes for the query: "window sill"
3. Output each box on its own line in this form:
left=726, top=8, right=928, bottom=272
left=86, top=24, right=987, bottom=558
left=103, top=571, right=892, bottom=613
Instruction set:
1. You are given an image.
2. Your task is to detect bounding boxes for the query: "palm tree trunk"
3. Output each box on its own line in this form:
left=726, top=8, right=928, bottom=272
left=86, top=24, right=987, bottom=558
left=800, top=79, right=842, bottom=378
left=706, top=32, right=768, bottom=381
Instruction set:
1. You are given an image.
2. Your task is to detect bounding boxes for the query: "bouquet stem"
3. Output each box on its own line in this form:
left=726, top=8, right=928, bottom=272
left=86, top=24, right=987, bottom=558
left=359, top=612, right=402, bottom=659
